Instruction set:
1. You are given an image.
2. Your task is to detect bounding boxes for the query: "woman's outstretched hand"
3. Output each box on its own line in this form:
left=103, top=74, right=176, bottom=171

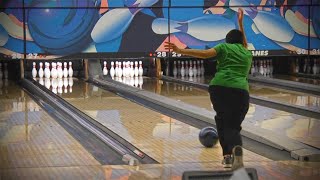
left=164, top=42, right=180, bottom=53
left=238, top=8, right=244, bottom=23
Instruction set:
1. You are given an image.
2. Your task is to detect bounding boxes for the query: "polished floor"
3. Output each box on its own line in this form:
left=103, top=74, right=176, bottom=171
left=114, top=77, right=320, bottom=149
left=1, top=78, right=320, bottom=179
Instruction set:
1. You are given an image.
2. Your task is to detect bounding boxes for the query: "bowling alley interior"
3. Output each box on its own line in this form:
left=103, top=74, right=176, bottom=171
left=1, top=0, right=320, bottom=180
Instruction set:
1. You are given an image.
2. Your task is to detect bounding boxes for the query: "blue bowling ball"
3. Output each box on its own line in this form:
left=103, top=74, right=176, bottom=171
left=27, top=0, right=99, bottom=55
left=199, top=127, right=218, bottom=148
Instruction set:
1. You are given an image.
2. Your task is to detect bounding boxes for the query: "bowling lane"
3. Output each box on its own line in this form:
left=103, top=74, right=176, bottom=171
left=135, top=77, right=320, bottom=149
left=271, top=74, right=320, bottom=86
left=0, top=80, right=101, bottom=170
left=169, top=75, right=320, bottom=111
left=55, top=79, right=270, bottom=164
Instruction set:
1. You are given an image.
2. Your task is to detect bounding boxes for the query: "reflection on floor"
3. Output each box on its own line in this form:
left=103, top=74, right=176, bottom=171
left=0, top=80, right=100, bottom=170
left=127, top=77, right=320, bottom=149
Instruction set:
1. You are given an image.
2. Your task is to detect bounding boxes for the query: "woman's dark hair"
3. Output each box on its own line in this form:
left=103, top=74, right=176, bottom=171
left=226, top=29, right=244, bottom=44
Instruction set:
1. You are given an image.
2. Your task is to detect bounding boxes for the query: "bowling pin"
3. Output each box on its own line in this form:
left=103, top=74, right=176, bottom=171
left=57, top=62, right=63, bottom=78
left=250, top=60, right=255, bottom=74
left=200, top=60, right=205, bottom=76
left=173, top=61, right=177, bottom=77
left=189, top=61, right=193, bottom=77
left=197, top=61, right=201, bottom=76
left=185, top=61, right=189, bottom=76
left=138, top=61, right=143, bottom=76
left=51, top=62, right=58, bottom=79
left=130, top=61, right=134, bottom=77
left=177, top=61, right=181, bottom=76
left=193, top=61, right=197, bottom=76
left=68, top=62, right=73, bottom=77
left=134, top=61, right=139, bottom=77
left=91, top=0, right=159, bottom=43
left=63, top=62, right=68, bottom=78
left=118, top=62, right=123, bottom=78
left=110, top=61, right=115, bottom=77
left=103, top=61, right=108, bottom=75
left=38, top=62, right=44, bottom=78
left=229, top=0, right=294, bottom=43
left=115, top=61, right=119, bottom=77
left=259, top=61, right=264, bottom=75
left=152, top=15, right=235, bottom=41
left=313, top=58, right=317, bottom=75
left=44, top=62, right=50, bottom=78
left=32, top=62, right=37, bottom=78
left=181, top=61, right=185, bottom=77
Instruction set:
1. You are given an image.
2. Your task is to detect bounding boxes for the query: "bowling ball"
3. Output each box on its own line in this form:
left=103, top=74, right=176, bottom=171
left=199, top=127, right=218, bottom=148
left=27, top=0, right=99, bottom=55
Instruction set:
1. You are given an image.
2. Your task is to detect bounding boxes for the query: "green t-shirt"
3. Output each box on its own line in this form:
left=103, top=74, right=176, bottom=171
left=209, top=43, right=252, bottom=92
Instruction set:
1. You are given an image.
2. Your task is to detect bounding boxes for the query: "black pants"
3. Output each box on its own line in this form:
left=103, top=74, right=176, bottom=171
left=208, top=85, right=249, bottom=156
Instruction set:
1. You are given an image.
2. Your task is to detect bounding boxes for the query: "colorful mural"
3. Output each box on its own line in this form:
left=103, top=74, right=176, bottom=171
left=0, top=0, right=319, bottom=59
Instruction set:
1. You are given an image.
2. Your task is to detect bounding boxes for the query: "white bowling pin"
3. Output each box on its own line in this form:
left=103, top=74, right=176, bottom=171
left=118, top=62, right=123, bottom=77
left=197, top=61, right=201, bottom=76
left=250, top=61, right=255, bottom=74
left=51, top=62, right=57, bottom=79
left=103, top=61, right=108, bottom=75
left=229, top=0, right=294, bottom=42
left=173, top=61, right=177, bottom=77
left=63, top=62, right=68, bottom=78
left=313, top=58, right=317, bottom=75
left=38, top=62, right=44, bottom=78
left=68, top=62, right=73, bottom=77
left=32, top=62, right=37, bottom=78
left=115, top=61, right=119, bottom=77
left=138, top=61, right=143, bottom=76
left=110, top=61, right=115, bottom=77
left=130, top=61, right=134, bottom=77
left=181, top=61, right=185, bottom=77
left=152, top=15, right=235, bottom=41
left=44, top=62, right=50, bottom=79
left=200, top=60, right=205, bottom=76
left=134, top=61, right=139, bottom=77
left=185, top=61, right=189, bottom=76
left=193, top=61, right=197, bottom=76
left=57, top=62, right=63, bottom=78
left=259, top=61, right=264, bottom=75
left=189, top=61, right=194, bottom=77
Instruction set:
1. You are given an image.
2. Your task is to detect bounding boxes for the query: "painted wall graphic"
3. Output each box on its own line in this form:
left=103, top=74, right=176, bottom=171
left=0, top=0, right=319, bottom=60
